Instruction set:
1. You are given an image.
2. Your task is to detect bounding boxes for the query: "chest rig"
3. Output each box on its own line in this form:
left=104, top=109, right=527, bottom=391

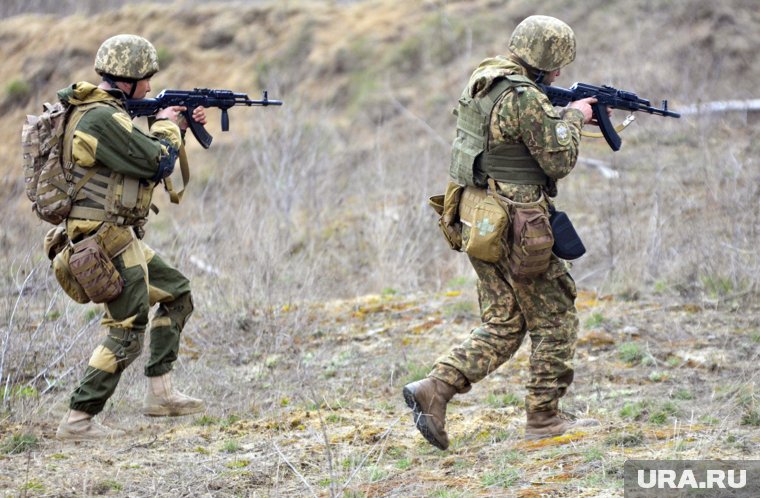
left=63, top=102, right=155, bottom=226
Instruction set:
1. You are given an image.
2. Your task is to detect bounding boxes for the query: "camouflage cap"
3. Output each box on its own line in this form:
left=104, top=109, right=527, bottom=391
left=94, top=34, right=159, bottom=80
left=508, top=15, right=576, bottom=72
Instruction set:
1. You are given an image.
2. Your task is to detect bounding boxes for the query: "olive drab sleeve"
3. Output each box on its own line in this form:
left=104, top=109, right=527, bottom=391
left=495, top=87, right=585, bottom=180
left=72, top=105, right=182, bottom=180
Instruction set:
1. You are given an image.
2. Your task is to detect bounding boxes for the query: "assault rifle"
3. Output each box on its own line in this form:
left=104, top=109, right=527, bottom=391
left=539, top=82, right=680, bottom=151
left=127, top=88, right=283, bottom=148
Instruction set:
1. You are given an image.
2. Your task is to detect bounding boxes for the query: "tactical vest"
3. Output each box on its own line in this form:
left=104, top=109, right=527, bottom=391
left=64, top=102, right=155, bottom=226
left=450, top=75, right=548, bottom=188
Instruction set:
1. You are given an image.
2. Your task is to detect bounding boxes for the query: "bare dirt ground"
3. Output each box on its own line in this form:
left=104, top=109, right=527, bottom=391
left=2, top=286, right=758, bottom=497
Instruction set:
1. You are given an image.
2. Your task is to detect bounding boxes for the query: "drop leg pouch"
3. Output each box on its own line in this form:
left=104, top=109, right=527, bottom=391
left=506, top=195, right=554, bottom=279
left=68, top=236, right=124, bottom=303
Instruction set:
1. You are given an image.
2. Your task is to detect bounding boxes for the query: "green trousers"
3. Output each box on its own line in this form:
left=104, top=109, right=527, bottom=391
left=69, top=237, right=193, bottom=415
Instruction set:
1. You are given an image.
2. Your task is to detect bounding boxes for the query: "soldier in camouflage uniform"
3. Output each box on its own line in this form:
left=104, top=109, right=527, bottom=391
left=403, top=16, right=600, bottom=449
left=55, top=35, right=207, bottom=440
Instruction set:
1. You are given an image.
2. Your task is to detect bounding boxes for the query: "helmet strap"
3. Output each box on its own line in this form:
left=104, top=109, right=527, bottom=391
left=102, top=74, right=139, bottom=98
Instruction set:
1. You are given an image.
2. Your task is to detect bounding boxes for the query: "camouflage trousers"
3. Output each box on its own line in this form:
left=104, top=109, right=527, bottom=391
left=70, top=236, right=193, bottom=415
left=431, top=225, right=578, bottom=413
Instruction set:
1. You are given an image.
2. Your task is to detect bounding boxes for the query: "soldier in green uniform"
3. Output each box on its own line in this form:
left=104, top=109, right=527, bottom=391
left=403, top=16, right=601, bottom=449
left=55, top=35, right=206, bottom=440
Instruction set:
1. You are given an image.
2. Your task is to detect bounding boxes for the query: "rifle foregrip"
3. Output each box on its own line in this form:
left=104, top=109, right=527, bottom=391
left=592, top=103, right=621, bottom=151
left=185, top=110, right=213, bottom=149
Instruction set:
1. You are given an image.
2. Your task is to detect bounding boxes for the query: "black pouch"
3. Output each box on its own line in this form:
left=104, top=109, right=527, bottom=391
left=549, top=206, right=586, bottom=260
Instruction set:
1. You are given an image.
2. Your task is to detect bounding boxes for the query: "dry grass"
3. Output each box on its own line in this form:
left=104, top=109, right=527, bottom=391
left=0, top=0, right=759, bottom=496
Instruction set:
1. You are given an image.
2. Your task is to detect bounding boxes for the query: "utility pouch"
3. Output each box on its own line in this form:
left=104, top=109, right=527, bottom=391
left=549, top=207, right=586, bottom=260
left=44, top=226, right=90, bottom=304
left=430, top=181, right=464, bottom=251
left=52, top=244, right=90, bottom=304
left=506, top=194, right=554, bottom=279
left=68, top=236, right=124, bottom=303
left=95, top=224, right=134, bottom=259
left=463, top=180, right=508, bottom=263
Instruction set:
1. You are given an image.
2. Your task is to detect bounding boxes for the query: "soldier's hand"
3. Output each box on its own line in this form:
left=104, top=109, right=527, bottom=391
left=156, top=105, right=187, bottom=125
left=190, top=106, right=207, bottom=125
left=568, top=97, right=596, bottom=125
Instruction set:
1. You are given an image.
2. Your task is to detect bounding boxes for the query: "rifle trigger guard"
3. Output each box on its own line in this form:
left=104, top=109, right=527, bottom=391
left=582, top=113, right=636, bottom=139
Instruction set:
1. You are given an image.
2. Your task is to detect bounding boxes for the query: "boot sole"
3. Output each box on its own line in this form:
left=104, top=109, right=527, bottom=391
left=402, top=386, right=447, bottom=450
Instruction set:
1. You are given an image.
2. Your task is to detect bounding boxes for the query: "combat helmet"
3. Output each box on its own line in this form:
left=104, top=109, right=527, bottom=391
left=94, top=34, right=159, bottom=81
left=508, top=15, right=576, bottom=72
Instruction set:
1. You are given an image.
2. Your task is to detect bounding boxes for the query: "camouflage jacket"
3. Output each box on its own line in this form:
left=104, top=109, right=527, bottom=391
left=57, top=82, right=181, bottom=179
left=57, top=82, right=182, bottom=238
left=466, top=56, right=584, bottom=201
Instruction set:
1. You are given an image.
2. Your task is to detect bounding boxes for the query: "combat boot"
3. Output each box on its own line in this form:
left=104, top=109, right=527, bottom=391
left=402, top=377, right=458, bottom=450
left=525, top=410, right=599, bottom=441
left=56, top=409, right=125, bottom=441
left=143, top=372, right=205, bottom=417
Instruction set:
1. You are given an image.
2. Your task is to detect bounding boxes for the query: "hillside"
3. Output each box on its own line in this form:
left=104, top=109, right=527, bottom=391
left=1, top=1, right=759, bottom=496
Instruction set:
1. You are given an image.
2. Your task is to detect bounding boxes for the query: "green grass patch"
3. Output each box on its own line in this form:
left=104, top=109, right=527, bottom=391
left=446, top=276, right=470, bottom=289
left=194, top=414, right=219, bottom=426
left=741, top=408, right=760, bottom=426
left=84, top=307, right=102, bottom=321
left=648, top=371, right=667, bottom=382
left=485, top=392, right=523, bottom=408
left=620, top=401, right=647, bottom=420
left=585, top=312, right=606, bottom=328
left=605, top=430, right=645, bottom=447
left=442, top=300, right=477, bottom=318
left=0, top=385, right=37, bottom=400
left=325, top=413, right=342, bottom=424
left=701, top=275, right=735, bottom=298
left=225, top=459, right=250, bottom=469
left=1, top=433, right=38, bottom=454
left=93, top=480, right=122, bottom=494
left=220, top=440, right=242, bottom=453
left=395, top=457, right=412, bottom=470
left=699, top=415, right=720, bottom=425
left=6, top=78, right=30, bottom=100
left=673, top=388, right=694, bottom=400
left=583, top=446, right=605, bottom=462
left=220, top=414, right=241, bottom=427
left=368, top=466, right=388, bottom=482
left=481, top=467, right=520, bottom=488
left=402, top=361, right=430, bottom=385
left=618, top=342, right=646, bottom=364
left=20, top=479, right=45, bottom=492
left=648, top=402, right=679, bottom=425
left=430, top=490, right=467, bottom=498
